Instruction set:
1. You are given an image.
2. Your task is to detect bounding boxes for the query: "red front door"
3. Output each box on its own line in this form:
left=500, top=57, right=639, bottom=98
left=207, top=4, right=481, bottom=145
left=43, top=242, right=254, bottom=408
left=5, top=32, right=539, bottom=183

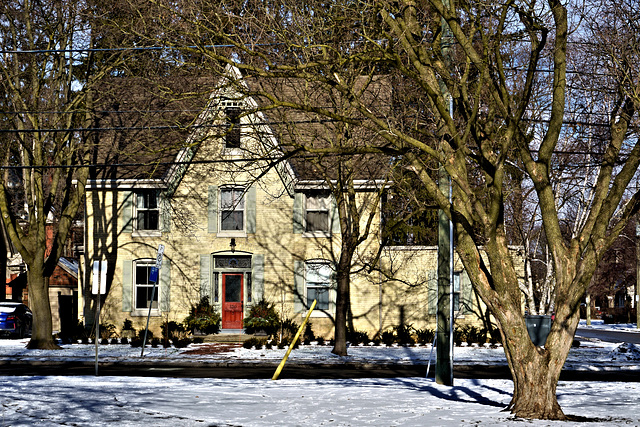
left=222, top=273, right=243, bottom=329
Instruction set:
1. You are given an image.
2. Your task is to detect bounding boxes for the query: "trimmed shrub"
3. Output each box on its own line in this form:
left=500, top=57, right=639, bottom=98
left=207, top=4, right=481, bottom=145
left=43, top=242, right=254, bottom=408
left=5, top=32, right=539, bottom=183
left=415, top=328, right=435, bottom=345
left=347, top=329, right=369, bottom=346
left=243, top=337, right=266, bottom=349
left=99, top=323, right=117, bottom=340
left=244, top=299, right=280, bottom=336
left=394, top=324, right=414, bottom=345
left=173, top=338, right=192, bottom=348
left=381, top=330, right=395, bottom=346
left=162, top=321, right=188, bottom=341
left=183, top=296, right=221, bottom=335
left=281, top=318, right=299, bottom=339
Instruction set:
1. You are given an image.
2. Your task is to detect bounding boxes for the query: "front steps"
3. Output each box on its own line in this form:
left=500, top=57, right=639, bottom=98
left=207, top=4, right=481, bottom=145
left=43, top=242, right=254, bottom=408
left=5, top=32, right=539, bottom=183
left=199, top=329, right=268, bottom=343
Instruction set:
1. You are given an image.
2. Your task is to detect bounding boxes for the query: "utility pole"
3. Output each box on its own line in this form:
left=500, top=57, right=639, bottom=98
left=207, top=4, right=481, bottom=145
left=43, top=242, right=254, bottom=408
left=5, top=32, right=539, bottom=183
left=436, top=0, right=454, bottom=386
left=436, top=168, right=453, bottom=385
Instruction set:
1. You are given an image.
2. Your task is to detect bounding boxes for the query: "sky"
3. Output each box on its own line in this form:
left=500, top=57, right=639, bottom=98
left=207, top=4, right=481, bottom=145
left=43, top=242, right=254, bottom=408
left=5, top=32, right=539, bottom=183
left=0, top=320, right=638, bottom=426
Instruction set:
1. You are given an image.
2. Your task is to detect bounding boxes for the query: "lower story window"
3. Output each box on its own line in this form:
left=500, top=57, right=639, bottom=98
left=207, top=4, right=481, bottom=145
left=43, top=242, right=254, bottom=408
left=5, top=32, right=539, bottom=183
left=306, top=262, right=333, bottom=311
left=135, top=261, right=159, bottom=310
left=453, top=271, right=461, bottom=312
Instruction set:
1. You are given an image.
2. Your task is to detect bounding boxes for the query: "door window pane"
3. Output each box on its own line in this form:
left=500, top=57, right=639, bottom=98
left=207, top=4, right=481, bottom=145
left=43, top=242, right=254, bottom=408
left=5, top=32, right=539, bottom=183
left=225, top=275, right=242, bottom=302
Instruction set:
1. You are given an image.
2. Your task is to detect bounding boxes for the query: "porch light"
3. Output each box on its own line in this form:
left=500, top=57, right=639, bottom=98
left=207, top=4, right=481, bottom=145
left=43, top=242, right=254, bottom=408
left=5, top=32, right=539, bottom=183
left=230, top=238, right=236, bottom=253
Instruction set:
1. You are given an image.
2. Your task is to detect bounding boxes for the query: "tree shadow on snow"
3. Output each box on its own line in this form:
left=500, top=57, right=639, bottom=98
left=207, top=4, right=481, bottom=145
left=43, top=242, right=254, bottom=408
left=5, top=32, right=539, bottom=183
left=379, top=377, right=509, bottom=408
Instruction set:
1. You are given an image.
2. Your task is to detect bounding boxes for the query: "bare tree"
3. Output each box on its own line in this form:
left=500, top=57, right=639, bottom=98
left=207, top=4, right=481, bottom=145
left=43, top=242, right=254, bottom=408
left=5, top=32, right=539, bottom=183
left=0, top=1, right=124, bottom=349
left=121, top=0, right=640, bottom=419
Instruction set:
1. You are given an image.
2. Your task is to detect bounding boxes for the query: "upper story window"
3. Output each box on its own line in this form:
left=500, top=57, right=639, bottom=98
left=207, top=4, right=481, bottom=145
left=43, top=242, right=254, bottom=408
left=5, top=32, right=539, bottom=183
left=135, top=190, right=159, bottom=231
left=305, top=193, right=330, bottom=232
left=225, top=107, right=241, bottom=149
left=220, top=187, right=245, bottom=231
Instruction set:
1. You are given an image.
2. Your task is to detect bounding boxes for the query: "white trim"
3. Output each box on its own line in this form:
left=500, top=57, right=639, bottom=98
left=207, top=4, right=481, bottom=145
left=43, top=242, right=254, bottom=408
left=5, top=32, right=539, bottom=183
left=86, top=179, right=165, bottom=190
left=295, top=179, right=387, bottom=191
left=219, top=186, right=246, bottom=234
left=302, top=231, right=330, bottom=239
left=132, top=230, right=162, bottom=238
left=132, top=190, right=161, bottom=233
left=304, top=260, right=335, bottom=313
left=132, top=259, right=161, bottom=313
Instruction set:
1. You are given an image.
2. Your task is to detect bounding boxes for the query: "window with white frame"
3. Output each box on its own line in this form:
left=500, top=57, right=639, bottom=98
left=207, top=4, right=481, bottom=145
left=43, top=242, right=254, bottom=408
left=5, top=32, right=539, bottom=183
left=220, top=187, right=245, bottom=231
left=306, top=261, right=333, bottom=310
left=453, top=271, right=461, bottom=312
left=135, top=190, right=160, bottom=231
left=134, top=260, right=159, bottom=310
left=305, top=192, right=330, bottom=233
left=224, top=107, right=242, bottom=149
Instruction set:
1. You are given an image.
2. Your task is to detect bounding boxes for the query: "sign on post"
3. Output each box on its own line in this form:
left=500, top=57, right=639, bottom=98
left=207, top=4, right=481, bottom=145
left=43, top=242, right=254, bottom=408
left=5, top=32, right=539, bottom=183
left=149, top=244, right=165, bottom=283
left=141, top=244, right=165, bottom=357
left=92, top=260, right=108, bottom=295
left=92, top=260, right=108, bottom=376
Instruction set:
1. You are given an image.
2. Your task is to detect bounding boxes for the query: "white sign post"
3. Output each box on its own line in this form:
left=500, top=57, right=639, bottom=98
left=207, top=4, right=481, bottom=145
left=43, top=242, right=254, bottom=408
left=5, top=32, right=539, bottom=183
left=92, top=260, right=108, bottom=376
left=141, top=244, right=164, bottom=357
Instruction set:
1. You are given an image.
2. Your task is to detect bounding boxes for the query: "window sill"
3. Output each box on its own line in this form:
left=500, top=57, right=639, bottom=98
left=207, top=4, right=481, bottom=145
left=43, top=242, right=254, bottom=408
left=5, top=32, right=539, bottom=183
left=130, top=309, right=161, bottom=317
left=132, top=230, right=162, bottom=238
left=217, top=231, right=247, bottom=238
left=310, top=310, right=333, bottom=318
left=302, top=231, right=331, bottom=238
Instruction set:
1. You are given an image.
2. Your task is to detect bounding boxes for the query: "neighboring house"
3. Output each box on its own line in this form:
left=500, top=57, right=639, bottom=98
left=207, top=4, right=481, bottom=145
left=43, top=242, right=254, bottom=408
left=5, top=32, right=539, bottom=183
left=82, top=67, right=524, bottom=338
left=4, top=231, right=80, bottom=335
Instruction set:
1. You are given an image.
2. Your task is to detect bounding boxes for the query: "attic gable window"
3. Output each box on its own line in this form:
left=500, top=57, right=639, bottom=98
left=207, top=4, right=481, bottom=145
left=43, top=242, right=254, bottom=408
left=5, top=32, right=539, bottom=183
left=224, top=107, right=242, bottom=149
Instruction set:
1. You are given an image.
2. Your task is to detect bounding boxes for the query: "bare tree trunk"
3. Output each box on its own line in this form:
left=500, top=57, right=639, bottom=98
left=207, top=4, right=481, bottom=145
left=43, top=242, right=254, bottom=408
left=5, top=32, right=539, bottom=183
left=26, top=261, right=59, bottom=350
left=332, top=247, right=353, bottom=356
left=501, top=306, right=578, bottom=420
left=0, top=222, right=6, bottom=302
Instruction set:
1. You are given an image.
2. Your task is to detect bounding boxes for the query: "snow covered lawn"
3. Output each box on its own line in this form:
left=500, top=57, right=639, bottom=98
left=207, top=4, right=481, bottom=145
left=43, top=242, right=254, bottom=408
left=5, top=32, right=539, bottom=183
left=0, top=321, right=638, bottom=426
left=1, top=376, right=638, bottom=426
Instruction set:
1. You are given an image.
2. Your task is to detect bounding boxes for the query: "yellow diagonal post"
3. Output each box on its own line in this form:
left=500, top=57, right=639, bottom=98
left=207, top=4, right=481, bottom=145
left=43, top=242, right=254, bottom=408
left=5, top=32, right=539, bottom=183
left=272, top=299, right=317, bottom=380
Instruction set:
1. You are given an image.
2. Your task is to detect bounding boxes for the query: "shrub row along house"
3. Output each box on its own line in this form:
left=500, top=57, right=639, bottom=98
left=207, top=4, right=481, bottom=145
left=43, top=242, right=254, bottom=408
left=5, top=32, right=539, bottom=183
left=81, top=66, right=524, bottom=338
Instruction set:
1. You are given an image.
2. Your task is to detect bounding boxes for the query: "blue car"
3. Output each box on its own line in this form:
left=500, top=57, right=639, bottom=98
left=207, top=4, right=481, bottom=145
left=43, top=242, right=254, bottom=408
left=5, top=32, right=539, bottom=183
left=0, top=302, right=32, bottom=338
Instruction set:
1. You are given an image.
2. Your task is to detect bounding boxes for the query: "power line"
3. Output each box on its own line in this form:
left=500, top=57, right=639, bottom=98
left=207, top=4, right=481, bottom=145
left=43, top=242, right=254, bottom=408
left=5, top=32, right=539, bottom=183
left=0, top=44, right=236, bottom=55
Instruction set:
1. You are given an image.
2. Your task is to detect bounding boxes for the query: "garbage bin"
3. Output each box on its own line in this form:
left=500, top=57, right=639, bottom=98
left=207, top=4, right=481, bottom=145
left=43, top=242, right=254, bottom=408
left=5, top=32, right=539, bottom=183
left=525, top=315, right=552, bottom=347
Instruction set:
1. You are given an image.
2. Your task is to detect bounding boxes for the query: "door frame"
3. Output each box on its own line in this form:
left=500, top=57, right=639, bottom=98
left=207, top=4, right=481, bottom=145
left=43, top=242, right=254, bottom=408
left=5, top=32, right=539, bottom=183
left=221, top=272, right=244, bottom=329
left=210, top=252, right=254, bottom=331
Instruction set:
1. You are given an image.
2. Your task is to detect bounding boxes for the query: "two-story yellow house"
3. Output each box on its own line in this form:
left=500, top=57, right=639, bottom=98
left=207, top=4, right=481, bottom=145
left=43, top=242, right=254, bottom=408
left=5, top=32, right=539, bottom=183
left=81, top=69, right=517, bottom=339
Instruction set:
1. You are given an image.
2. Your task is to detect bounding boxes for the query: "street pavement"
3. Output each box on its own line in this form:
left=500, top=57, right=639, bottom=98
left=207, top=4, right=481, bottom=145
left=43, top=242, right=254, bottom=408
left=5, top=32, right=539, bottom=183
left=576, top=328, right=640, bottom=344
left=0, top=357, right=637, bottom=381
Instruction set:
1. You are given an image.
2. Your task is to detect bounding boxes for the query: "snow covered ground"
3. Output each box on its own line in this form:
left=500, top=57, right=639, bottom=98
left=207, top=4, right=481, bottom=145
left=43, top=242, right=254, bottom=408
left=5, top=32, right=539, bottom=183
left=0, top=321, right=638, bottom=426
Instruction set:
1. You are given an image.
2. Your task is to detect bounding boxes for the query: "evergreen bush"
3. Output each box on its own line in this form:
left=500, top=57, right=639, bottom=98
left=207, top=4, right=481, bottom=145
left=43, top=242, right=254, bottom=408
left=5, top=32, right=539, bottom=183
left=243, top=299, right=280, bottom=336
left=183, top=296, right=221, bottom=335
